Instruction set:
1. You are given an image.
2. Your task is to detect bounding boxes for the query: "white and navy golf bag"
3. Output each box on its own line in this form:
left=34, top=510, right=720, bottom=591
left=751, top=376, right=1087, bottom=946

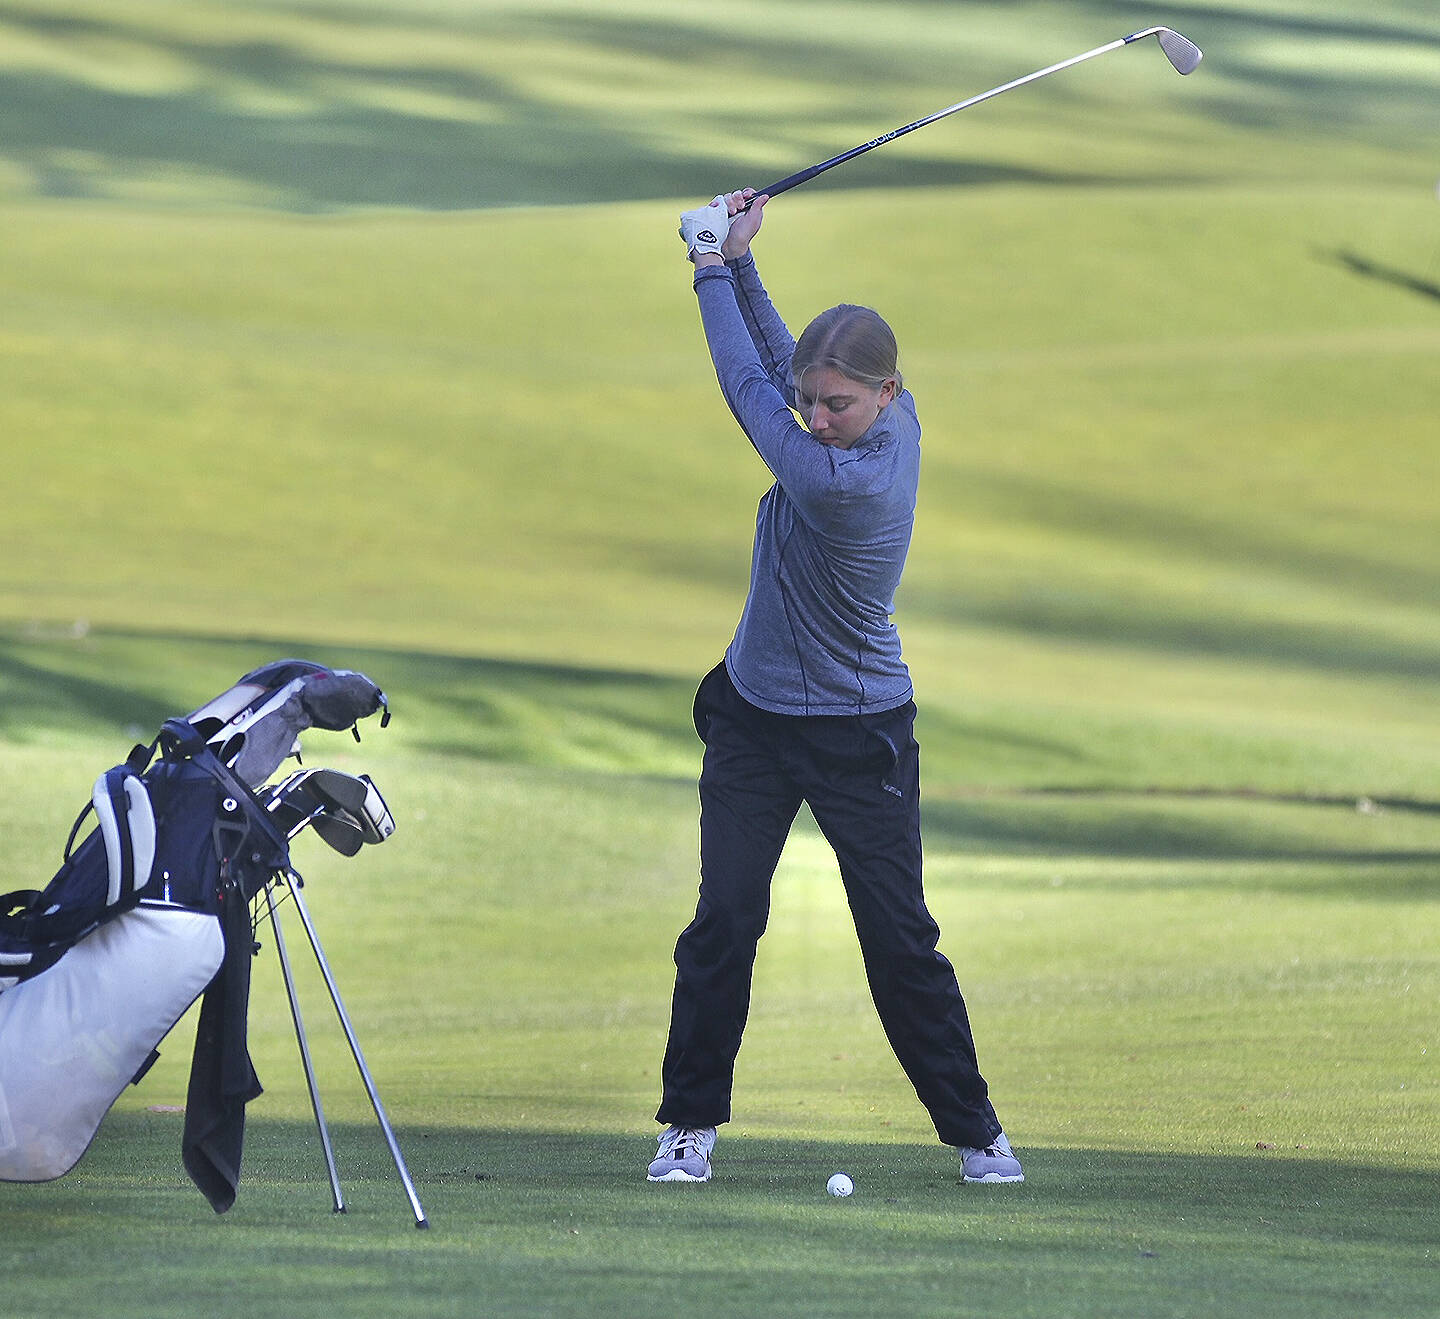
left=0, top=660, right=394, bottom=1211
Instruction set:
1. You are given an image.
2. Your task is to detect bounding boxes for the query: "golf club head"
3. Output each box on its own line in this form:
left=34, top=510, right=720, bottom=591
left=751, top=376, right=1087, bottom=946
left=263, top=775, right=319, bottom=839
left=311, top=808, right=366, bottom=857
left=1152, top=27, right=1203, bottom=75
left=262, top=768, right=394, bottom=852
left=297, top=768, right=369, bottom=814
left=264, top=769, right=347, bottom=836
left=292, top=769, right=396, bottom=846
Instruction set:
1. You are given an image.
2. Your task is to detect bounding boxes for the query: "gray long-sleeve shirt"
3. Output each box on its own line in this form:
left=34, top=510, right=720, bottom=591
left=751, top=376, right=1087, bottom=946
left=693, top=255, right=919, bottom=716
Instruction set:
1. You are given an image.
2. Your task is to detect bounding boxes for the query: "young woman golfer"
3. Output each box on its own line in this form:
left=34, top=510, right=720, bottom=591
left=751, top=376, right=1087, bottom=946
left=647, top=190, right=1023, bottom=1186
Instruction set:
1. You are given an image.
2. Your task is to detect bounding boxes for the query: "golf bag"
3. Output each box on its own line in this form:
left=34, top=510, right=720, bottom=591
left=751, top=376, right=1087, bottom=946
left=0, top=660, right=393, bottom=1210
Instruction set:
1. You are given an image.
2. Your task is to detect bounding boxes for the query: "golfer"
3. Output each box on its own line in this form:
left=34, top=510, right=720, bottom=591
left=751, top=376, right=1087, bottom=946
left=647, top=190, right=1023, bottom=1185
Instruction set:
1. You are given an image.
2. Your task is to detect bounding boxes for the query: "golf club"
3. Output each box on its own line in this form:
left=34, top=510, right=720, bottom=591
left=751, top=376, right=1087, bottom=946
left=741, top=27, right=1202, bottom=208
left=264, top=768, right=396, bottom=853
left=311, top=808, right=366, bottom=858
left=296, top=768, right=395, bottom=845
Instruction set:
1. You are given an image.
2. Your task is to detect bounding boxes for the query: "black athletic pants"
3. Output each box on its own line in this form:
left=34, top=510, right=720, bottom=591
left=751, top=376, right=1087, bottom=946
left=656, top=663, right=1002, bottom=1149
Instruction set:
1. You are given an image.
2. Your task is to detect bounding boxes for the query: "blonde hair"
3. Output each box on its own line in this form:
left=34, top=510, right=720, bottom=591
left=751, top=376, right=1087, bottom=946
left=792, top=304, right=903, bottom=394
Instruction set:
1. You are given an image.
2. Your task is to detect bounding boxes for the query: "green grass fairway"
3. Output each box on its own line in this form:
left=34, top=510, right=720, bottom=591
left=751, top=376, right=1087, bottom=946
left=1, top=725, right=1437, bottom=1318
left=1, top=1, right=1437, bottom=1316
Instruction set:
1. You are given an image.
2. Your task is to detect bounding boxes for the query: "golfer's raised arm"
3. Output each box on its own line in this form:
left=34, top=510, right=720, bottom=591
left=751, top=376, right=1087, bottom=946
left=691, top=264, right=827, bottom=491
left=713, top=191, right=795, bottom=398
left=678, top=195, right=847, bottom=519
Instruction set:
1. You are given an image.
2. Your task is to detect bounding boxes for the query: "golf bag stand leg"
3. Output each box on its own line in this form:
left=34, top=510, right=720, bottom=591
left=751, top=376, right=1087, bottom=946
left=262, top=882, right=346, bottom=1214
left=280, top=869, right=429, bottom=1229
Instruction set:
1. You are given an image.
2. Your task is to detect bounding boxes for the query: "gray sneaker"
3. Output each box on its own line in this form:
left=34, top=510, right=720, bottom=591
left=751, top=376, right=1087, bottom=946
left=960, top=1131, right=1024, bottom=1183
left=647, top=1125, right=716, bottom=1182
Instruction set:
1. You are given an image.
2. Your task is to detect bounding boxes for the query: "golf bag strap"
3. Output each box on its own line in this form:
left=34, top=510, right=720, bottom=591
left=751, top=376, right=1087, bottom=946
left=56, top=768, right=159, bottom=905
left=157, top=719, right=292, bottom=866
left=131, top=1048, right=162, bottom=1087
left=58, top=734, right=156, bottom=865
left=97, top=773, right=135, bottom=906
left=0, top=890, right=43, bottom=984
left=125, top=736, right=159, bottom=775
left=93, top=769, right=157, bottom=906
left=158, top=718, right=210, bottom=763
left=0, top=890, right=41, bottom=921
left=62, top=799, right=93, bottom=863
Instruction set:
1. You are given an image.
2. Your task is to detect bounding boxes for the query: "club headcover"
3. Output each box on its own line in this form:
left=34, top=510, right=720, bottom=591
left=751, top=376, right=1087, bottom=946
left=186, top=661, right=390, bottom=788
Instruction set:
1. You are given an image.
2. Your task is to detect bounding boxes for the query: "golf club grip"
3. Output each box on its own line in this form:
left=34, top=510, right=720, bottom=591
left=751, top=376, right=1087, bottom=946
left=744, top=164, right=829, bottom=207
left=741, top=137, right=898, bottom=211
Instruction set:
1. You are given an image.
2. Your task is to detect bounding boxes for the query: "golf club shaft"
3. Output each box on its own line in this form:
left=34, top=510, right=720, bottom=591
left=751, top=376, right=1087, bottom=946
left=745, top=29, right=1184, bottom=207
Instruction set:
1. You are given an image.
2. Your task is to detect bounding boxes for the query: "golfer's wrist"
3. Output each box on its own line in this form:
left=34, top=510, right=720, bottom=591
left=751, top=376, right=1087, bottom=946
left=692, top=251, right=725, bottom=268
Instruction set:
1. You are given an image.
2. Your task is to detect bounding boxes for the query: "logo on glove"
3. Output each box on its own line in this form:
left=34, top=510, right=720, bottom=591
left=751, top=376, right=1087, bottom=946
left=697, top=229, right=718, bottom=244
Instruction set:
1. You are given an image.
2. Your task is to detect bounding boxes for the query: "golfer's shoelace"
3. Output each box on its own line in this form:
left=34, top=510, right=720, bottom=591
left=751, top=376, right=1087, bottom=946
left=661, top=1130, right=707, bottom=1160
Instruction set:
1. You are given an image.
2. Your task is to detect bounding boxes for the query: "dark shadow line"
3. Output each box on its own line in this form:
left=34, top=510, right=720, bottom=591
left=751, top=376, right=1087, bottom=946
left=944, top=784, right=1440, bottom=817
left=1325, top=247, right=1440, bottom=306
left=2, top=2, right=1436, bottom=212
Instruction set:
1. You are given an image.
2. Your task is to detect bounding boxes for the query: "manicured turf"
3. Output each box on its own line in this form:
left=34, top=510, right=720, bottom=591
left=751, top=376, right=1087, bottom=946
left=1, top=2, right=1436, bottom=1315
left=1, top=644, right=1435, bottom=1318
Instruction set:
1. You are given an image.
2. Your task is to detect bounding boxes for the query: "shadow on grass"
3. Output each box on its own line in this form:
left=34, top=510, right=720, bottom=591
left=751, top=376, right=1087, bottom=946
left=3, top=624, right=1438, bottom=884
left=26, top=1112, right=1440, bottom=1240
left=1326, top=248, right=1440, bottom=306
left=0, top=3, right=1101, bottom=212
left=920, top=793, right=1440, bottom=870
left=0, top=623, right=702, bottom=772
left=0, top=1, right=1435, bottom=210
left=6, top=1115, right=1435, bottom=1319
left=909, top=473, right=1440, bottom=678
left=0, top=639, right=178, bottom=739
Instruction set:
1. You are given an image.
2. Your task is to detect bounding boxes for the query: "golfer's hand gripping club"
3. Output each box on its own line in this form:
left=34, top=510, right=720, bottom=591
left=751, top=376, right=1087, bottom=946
left=678, top=196, right=730, bottom=260
left=718, top=188, right=768, bottom=257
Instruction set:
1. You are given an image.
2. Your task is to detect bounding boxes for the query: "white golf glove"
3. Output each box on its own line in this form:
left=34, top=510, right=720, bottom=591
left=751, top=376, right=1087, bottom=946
left=678, top=196, right=729, bottom=259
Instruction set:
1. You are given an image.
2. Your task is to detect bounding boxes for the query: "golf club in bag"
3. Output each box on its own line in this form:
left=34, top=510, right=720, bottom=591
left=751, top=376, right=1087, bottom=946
left=0, top=660, right=427, bottom=1227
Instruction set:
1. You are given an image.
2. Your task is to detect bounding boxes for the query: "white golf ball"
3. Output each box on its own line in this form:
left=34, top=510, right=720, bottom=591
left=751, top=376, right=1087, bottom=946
left=826, top=1172, right=854, bottom=1197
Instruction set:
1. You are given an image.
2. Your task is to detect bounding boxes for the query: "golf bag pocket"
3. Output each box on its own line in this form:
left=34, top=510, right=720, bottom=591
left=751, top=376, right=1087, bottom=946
left=0, top=757, right=228, bottom=991
left=0, top=904, right=224, bottom=1182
